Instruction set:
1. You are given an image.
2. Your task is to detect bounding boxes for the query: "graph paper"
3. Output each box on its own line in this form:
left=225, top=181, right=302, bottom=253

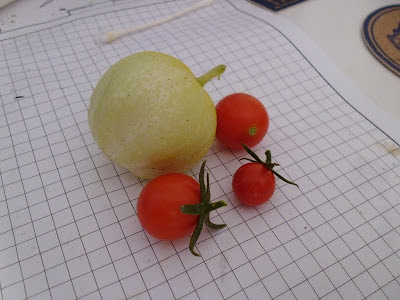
left=1, top=0, right=400, bottom=299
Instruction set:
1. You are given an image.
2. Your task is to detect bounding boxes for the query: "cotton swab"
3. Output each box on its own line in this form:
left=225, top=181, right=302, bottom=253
left=101, top=0, right=214, bottom=43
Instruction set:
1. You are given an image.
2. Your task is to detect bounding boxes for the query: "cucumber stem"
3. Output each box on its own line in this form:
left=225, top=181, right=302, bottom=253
left=196, top=65, right=226, bottom=87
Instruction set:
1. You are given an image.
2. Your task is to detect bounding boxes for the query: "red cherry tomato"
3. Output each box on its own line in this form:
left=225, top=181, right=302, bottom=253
left=232, top=163, right=276, bottom=206
left=232, top=145, right=298, bottom=206
left=216, top=93, right=269, bottom=150
left=137, top=173, right=200, bottom=240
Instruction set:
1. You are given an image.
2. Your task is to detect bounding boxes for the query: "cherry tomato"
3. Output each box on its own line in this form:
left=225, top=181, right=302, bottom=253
left=232, top=163, right=276, bottom=206
left=216, top=93, right=269, bottom=150
left=232, top=145, right=298, bottom=206
left=137, top=173, right=200, bottom=240
left=137, top=162, right=227, bottom=256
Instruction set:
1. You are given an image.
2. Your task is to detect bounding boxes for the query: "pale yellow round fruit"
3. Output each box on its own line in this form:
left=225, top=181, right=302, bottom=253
left=88, top=51, right=222, bottom=179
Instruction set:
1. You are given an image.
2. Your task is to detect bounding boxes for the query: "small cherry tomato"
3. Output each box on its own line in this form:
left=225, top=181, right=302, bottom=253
left=232, top=145, right=298, bottom=206
left=233, top=163, right=276, bottom=206
left=137, top=162, right=227, bottom=256
left=216, top=93, right=269, bottom=150
left=137, top=173, right=200, bottom=241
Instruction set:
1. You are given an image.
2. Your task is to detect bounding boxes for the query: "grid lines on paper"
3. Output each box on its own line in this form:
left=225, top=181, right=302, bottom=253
left=0, top=0, right=400, bottom=299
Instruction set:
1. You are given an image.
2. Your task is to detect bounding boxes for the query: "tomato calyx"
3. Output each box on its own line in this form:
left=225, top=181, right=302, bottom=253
left=240, top=144, right=299, bottom=188
left=180, top=161, right=227, bottom=256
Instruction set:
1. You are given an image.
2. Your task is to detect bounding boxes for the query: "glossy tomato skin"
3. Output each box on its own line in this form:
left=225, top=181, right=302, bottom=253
left=137, top=173, right=200, bottom=240
left=216, top=93, right=269, bottom=150
left=232, top=163, right=276, bottom=206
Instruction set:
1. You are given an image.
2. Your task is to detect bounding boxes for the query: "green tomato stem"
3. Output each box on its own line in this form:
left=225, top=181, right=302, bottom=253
left=180, top=203, right=206, bottom=215
left=188, top=214, right=206, bottom=257
left=249, top=127, right=257, bottom=136
left=180, top=161, right=227, bottom=256
left=196, top=65, right=226, bottom=87
left=205, top=214, right=227, bottom=229
left=240, top=144, right=299, bottom=188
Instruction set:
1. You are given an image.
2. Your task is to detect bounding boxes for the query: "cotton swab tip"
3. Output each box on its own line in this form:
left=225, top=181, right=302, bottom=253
left=101, top=31, right=119, bottom=43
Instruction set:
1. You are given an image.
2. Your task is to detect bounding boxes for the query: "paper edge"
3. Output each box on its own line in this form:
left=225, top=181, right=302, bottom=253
left=234, top=0, right=400, bottom=145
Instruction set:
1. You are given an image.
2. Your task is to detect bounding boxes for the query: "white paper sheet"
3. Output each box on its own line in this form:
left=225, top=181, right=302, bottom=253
left=1, top=1, right=400, bottom=299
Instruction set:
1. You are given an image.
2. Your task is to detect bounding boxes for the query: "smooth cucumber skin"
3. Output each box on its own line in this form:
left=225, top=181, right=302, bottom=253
left=88, top=51, right=217, bottom=179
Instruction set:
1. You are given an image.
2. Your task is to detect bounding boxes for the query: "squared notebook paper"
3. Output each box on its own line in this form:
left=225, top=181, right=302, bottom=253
left=1, top=0, right=400, bottom=299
